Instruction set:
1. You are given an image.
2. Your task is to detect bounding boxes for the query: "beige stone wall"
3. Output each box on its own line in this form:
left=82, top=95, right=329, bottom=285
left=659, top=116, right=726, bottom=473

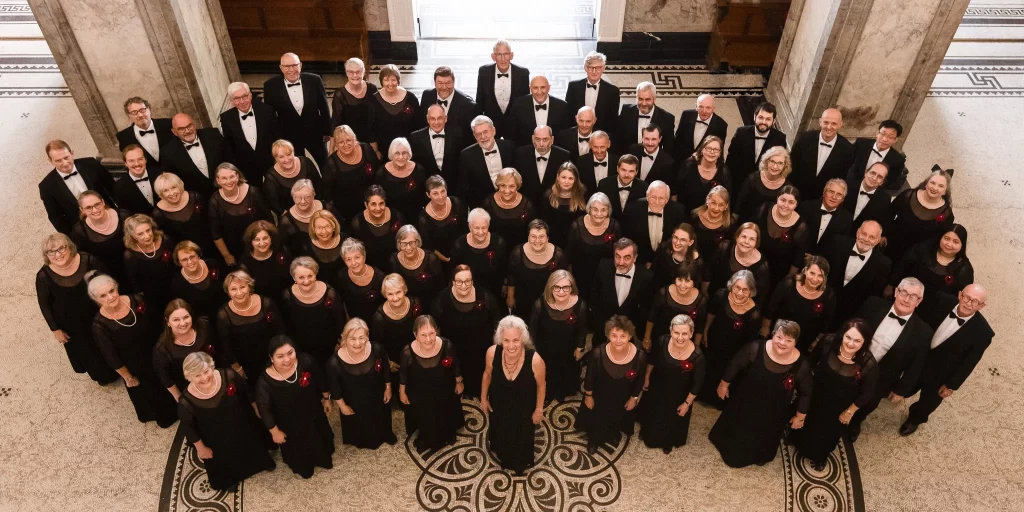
left=365, top=0, right=390, bottom=31
left=173, top=0, right=231, bottom=121
left=623, top=0, right=717, bottom=32
left=777, top=0, right=834, bottom=119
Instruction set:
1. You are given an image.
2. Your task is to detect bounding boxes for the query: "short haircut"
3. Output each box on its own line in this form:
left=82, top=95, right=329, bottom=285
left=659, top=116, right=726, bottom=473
left=413, top=314, right=439, bottom=336
left=492, top=39, right=511, bottom=53
left=44, top=139, right=72, bottom=158
left=291, top=179, right=315, bottom=196
left=395, top=224, right=422, bottom=248
left=754, top=101, right=777, bottom=118
left=727, top=269, right=757, bottom=297
left=85, top=271, right=118, bottom=301
left=290, top=256, right=319, bottom=277
left=586, top=192, right=612, bottom=214
left=332, top=124, right=357, bottom=140
left=641, top=122, right=661, bottom=137
left=878, top=119, right=903, bottom=137
left=172, top=240, right=202, bottom=265
left=604, top=314, right=636, bottom=339
left=425, top=175, right=448, bottom=193
left=613, top=237, right=637, bottom=255
left=647, top=180, right=670, bottom=195
left=495, top=168, right=522, bottom=188
left=340, top=237, right=367, bottom=258
left=824, top=178, right=848, bottom=196
left=433, top=66, right=454, bottom=80
left=381, top=272, right=408, bottom=294
left=364, top=184, right=387, bottom=203
left=543, top=270, right=577, bottom=303
left=378, top=64, right=401, bottom=84
left=388, top=137, right=412, bottom=160
left=154, top=172, right=185, bottom=198
left=617, top=153, right=640, bottom=169
left=636, top=81, right=656, bottom=95
left=122, top=96, right=150, bottom=114
left=773, top=319, right=801, bottom=342
left=41, top=232, right=77, bottom=265
left=470, top=115, right=494, bottom=131
left=272, top=139, right=295, bottom=157
left=121, top=144, right=145, bottom=161
left=227, top=81, right=251, bottom=98
left=673, top=259, right=702, bottom=283
left=898, top=276, right=925, bottom=295
left=341, top=318, right=370, bottom=347
left=344, top=57, right=365, bottom=72
left=467, top=207, right=490, bottom=226
left=181, top=351, right=214, bottom=383
left=583, top=51, right=607, bottom=67
left=669, top=314, right=695, bottom=335
left=243, top=220, right=278, bottom=249
left=590, top=130, right=610, bottom=143
left=222, top=269, right=256, bottom=294
left=527, top=218, right=550, bottom=236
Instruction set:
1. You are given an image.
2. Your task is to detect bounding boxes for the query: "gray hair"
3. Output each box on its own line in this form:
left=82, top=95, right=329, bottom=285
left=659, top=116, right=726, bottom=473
left=636, top=81, right=657, bottom=96
left=381, top=272, right=408, bottom=294
left=332, top=124, right=357, bottom=140
left=182, top=351, right=215, bottom=383
left=493, top=39, right=511, bottom=53
left=898, top=276, right=925, bottom=295
left=344, top=57, right=365, bottom=72
left=425, top=175, right=447, bottom=193
left=583, top=51, right=607, bottom=67
left=395, top=224, right=422, bottom=248
left=227, top=81, right=250, bottom=98
left=291, top=178, right=315, bottom=196
left=590, top=130, right=610, bottom=143
left=669, top=314, right=695, bottom=333
left=289, top=256, right=319, bottom=278
left=86, top=272, right=118, bottom=301
left=586, top=192, right=612, bottom=214
left=467, top=207, right=491, bottom=226
left=576, top=106, right=596, bottom=118
left=647, top=180, right=670, bottom=196
left=495, top=168, right=522, bottom=188
left=340, top=237, right=367, bottom=258
left=154, top=173, right=185, bottom=198
left=388, top=137, right=412, bottom=160
left=727, top=270, right=758, bottom=297
left=824, top=178, right=848, bottom=195
left=470, top=115, right=494, bottom=131
left=493, top=315, right=534, bottom=349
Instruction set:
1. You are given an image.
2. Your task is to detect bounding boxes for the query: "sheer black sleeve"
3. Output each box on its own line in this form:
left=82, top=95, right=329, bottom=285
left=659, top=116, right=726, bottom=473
left=722, top=341, right=758, bottom=383
left=326, top=353, right=346, bottom=399
left=575, top=300, right=590, bottom=349
left=648, top=287, right=668, bottom=322
left=790, top=221, right=810, bottom=270
left=92, top=320, right=122, bottom=370
left=153, top=346, right=175, bottom=388
left=793, top=358, right=813, bottom=414
left=582, top=346, right=601, bottom=392
left=208, top=194, right=224, bottom=240
left=376, top=343, right=392, bottom=385
left=215, top=306, right=232, bottom=348
left=506, top=247, right=523, bottom=287
left=690, top=351, right=708, bottom=398
left=629, top=350, right=647, bottom=398
left=765, top=279, right=789, bottom=320
left=399, top=344, right=413, bottom=385
left=248, top=188, right=274, bottom=225
left=305, top=352, right=330, bottom=394
left=853, top=354, right=879, bottom=408
left=444, top=338, right=463, bottom=379
left=266, top=297, right=287, bottom=334
left=177, top=397, right=202, bottom=443
left=326, top=287, right=347, bottom=332
left=254, top=375, right=277, bottom=430
left=35, top=269, right=60, bottom=331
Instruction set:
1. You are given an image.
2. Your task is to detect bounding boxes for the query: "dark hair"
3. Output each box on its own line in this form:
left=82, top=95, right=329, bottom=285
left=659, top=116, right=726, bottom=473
left=121, top=144, right=145, bottom=160
left=669, top=222, right=700, bottom=261
left=451, top=263, right=472, bottom=282
left=617, top=153, right=640, bottom=169
left=754, top=102, right=777, bottom=118
left=796, top=254, right=830, bottom=290
left=612, top=237, right=637, bottom=255
left=934, top=223, right=969, bottom=262
left=641, top=122, right=661, bottom=137
left=878, top=119, right=903, bottom=137
left=433, top=66, right=454, bottom=80
left=364, top=184, right=387, bottom=203
left=158, top=299, right=195, bottom=349
left=604, top=314, right=637, bottom=339
left=835, top=318, right=875, bottom=366
left=527, top=218, right=550, bottom=235
left=122, top=96, right=151, bottom=114
left=673, top=259, right=702, bottom=283
left=267, top=334, right=295, bottom=361
left=777, top=184, right=800, bottom=203
left=244, top=220, right=278, bottom=251
left=772, top=319, right=801, bottom=342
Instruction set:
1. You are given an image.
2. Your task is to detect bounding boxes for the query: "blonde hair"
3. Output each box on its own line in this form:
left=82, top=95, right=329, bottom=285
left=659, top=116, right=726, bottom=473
left=332, top=124, right=357, bottom=140
left=381, top=273, right=408, bottom=294
left=495, top=168, right=522, bottom=189
left=223, top=269, right=256, bottom=294
left=272, top=139, right=295, bottom=158
left=154, top=173, right=185, bottom=199
left=41, top=233, right=77, bottom=265
left=182, top=351, right=215, bottom=383
left=759, top=146, right=792, bottom=178
left=340, top=318, right=370, bottom=347
left=308, top=210, right=341, bottom=243
left=543, top=270, right=577, bottom=304
left=123, top=214, right=164, bottom=251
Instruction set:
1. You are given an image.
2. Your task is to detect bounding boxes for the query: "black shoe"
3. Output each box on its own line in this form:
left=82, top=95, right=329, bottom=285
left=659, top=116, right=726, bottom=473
left=662, top=447, right=672, bottom=455
left=898, top=420, right=920, bottom=437
left=587, top=443, right=598, bottom=455
left=848, top=422, right=861, bottom=442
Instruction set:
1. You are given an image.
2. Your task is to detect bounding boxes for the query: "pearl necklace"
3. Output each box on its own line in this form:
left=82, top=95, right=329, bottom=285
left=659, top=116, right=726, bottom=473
left=174, top=331, right=197, bottom=347
left=384, top=299, right=410, bottom=318
left=182, top=261, right=208, bottom=284
left=192, top=372, right=221, bottom=398
left=607, top=345, right=632, bottom=365
left=137, top=242, right=158, bottom=258
left=88, top=210, right=117, bottom=233
left=427, top=199, right=450, bottom=220
left=221, top=186, right=241, bottom=202
left=231, top=295, right=257, bottom=314
left=103, top=300, right=137, bottom=328
left=367, top=212, right=389, bottom=228
left=495, top=193, right=519, bottom=209
left=293, top=283, right=323, bottom=302
left=274, top=365, right=298, bottom=383
left=349, top=265, right=368, bottom=278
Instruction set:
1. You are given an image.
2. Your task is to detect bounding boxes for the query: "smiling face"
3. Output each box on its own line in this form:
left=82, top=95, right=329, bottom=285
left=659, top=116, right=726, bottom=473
left=215, top=168, right=239, bottom=191
left=674, top=274, right=694, bottom=295
left=701, top=140, right=721, bottom=163
left=617, top=162, right=638, bottom=185
left=855, top=222, right=882, bottom=253
left=167, top=308, right=193, bottom=335
left=840, top=327, right=865, bottom=355
left=706, top=192, right=727, bottom=217
left=893, top=283, right=924, bottom=316
left=292, top=265, right=316, bottom=288
left=177, top=249, right=200, bottom=273
left=416, top=322, right=438, bottom=346
left=46, top=241, right=71, bottom=267
left=771, top=329, right=797, bottom=355
left=527, top=227, right=548, bottom=252
left=473, top=123, right=496, bottom=148
left=79, top=194, right=106, bottom=220
left=162, top=183, right=183, bottom=204
left=345, top=327, right=369, bottom=352
left=695, top=95, right=714, bottom=121
left=279, top=53, right=301, bottom=82
left=636, top=88, right=655, bottom=114
left=803, top=264, right=824, bottom=289
left=875, top=127, right=898, bottom=151
left=957, top=285, right=987, bottom=317
left=575, top=110, right=596, bottom=136
left=647, top=186, right=669, bottom=212
left=124, top=148, right=147, bottom=177
left=736, top=228, right=758, bottom=253
left=671, top=229, right=694, bottom=254
left=590, top=135, right=610, bottom=160
left=384, top=284, right=406, bottom=305
left=292, top=187, right=314, bottom=210
left=399, top=232, right=418, bottom=257
left=132, top=223, right=154, bottom=246
left=552, top=277, right=572, bottom=302
left=381, top=75, right=399, bottom=93
left=501, top=326, right=524, bottom=358
left=775, top=193, right=798, bottom=216
left=863, top=163, right=888, bottom=191
left=312, top=217, right=334, bottom=242
left=452, top=270, right=473, bottom=296
left=730, top=279, right=752, bottom=302
left=227, top=279, right=251, bottom=303
left=230, top=88, right=252, bottom=113
left=613, top=245, right=636, bottom=273
left=191, top=365, right=216, bottom=387
left=126, top=102, right=152, bottom=130
left=469, top=218, right=489, bottom=242
left=428, top=185, right=448, bottom=205
left=589, top=201, right=609, bottom=222
left=754, top=109, right=775, bottom=133
left=334, top=132, right=357, bottom=155
left=497, top=177, right=518, bottom=200
left=608, top=327, right=631, bottom=350
left=585, top=59, right=604, bottom=83
left=491, top=43, right=513, bottom=71
left=271, top=343, right=297, bottom=372
left=434, top=74, right=454, bottom=99
left=641, top=129, right=661, bottom=153
left=171, top=115, right=198, bottom=143
left=818, top=109, right=843, bottom=140
left=365, top=194, right=386, bottom=218
left=764, top=155, right=787, bottom=178
left=670, top=323, right=693, bottom=345
left=939, top=231, right=963, bottom=256
left=426, top=105, right=447, bottom=133
left=343, top=249, right=366, bottom=272
left=94, top=282, right=121, bottom=308
left=924, top=174, right=948, bottom=199
left=822, top=182, right=846, bottom=210
left=391, top=146, right=411, bottom=167
left=345, top=63, right=364, bottom=84
left=530, top=76, right=551, bottom=104
left=273, top=145, right=295, bottom=168
left=251, top=229, right=272, bottom=254
left=48, top=147, right=75, bottom=174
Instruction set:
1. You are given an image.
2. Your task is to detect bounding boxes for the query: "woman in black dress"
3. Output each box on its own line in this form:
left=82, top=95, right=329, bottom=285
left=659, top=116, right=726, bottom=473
left=418, top=175, right=468, bottom=268
left=277, top=179, right=340, bottom=257
left=281, top=257, right=347, bottom=368
left=36, top=234, right=118, bottom=384
left=371, top=274, right=424, bottom=382
left=481, top=169, right=536, bottom=249
left=152, top=299, right=237, bottom=402
left=706, top=222, right=771, bottom=302
left=256, top=335, right=335, bottom=477
left=337, top=238, right=386, bottom=322
left=70, top=191, right=129, bottom=287
left=369, top=64, right=422, bottom=162
left=389, top=225, right=445, bottom=307
left=576, top=315, right=647, bottom=454
left=323, top=125, right=381, bottom=221
left=643, top=260, right=707, bottom=351
left=431, top=264, right=504, bottom=398
left=481, top=315, right=546, bottom=474
left=400, top=315, right=466, bottom=451
left=153, top=173, right=216, bottom=261
left=528, top=270, right=588, bottom=402
left=306, top=209, right=346, bottom=289
left=691, top=186, right=738, bottom=265
left=538, top=163, right=587, bottom=248
left=123, top=214, right=177, bottom=316
left=794, top=319, right=878, bottom=470
left=350, top=185, right=405, bottom=271
left=375, top=137, right=427, bottom=222
left=698, top=270, right=763, bottom=407
left=216, top=270, right=286, bottom=386
left=208, top=163, right=273, bottom=266
left=331, top=58, right=378, bottom=140
left=506, top=219, right=568, bottom=320
left=327, top=318, right=397, bottom=449
left=885, top=169, right=955, bottom=264
left=264, top=140, right=323, bottom=215
left=170, top=241, right=227, bottom=322
left=889, top=224, right=973, bottom=313
left=677, top=136, right=732, bottom=213
left=178, top=351, right=275, bottom=491
left=735, top=146, right=792, bottom=222
left=87, top=273, right=177, bottom=426
left=566, top=192, right=621, bottom=299
left=753, top=185, right=809, bottom=291
left=763, top=256, right=836, bottom=352
left=708, top=320, right=812, bottom=468
left=240, top=220, right=293, bottom=303
left=449, top=208, right=509, bottom=300
left=640, top=315, right=706, bottom=453
left=649, top=222, right=703, bottom=288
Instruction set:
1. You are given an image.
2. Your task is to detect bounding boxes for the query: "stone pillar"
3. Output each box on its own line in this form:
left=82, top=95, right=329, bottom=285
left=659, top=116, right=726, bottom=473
left=600, top=0, right=716, bottom=63
left=28, top=0, right=240, bottom=164
left=765, top=0, right=970, bottom=147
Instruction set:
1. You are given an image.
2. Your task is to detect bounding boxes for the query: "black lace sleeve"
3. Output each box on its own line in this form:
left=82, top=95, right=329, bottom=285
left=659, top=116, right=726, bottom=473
left=722, top=341, right=758, bottom=383
left=35, top=269, right=59, bottom=331
left=254, top=374, right=277, bottom=430
left=91, top=319, right=122, bottom=370
left=690, top=351, right=708, bottom=398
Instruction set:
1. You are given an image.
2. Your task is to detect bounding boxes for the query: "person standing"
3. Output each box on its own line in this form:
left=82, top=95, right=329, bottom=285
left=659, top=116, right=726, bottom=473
left=788, top=108, right=854, bottom=200
left=673, top=94, right=728, bottom=161
left=116, top=96, right=174, bottom=170
left=262, top=53, right=332, bottom=169
left=421, top=66, right=477, bottom=132
left=400, top=315, right=466, bottom=451
left=565, top=51, right=620, bottom=133
left=824, top=221, right=891, bottom=328
left=528, top=271, right=588, bottom=402
left=640, top=315, right=706, bottom=454
left=589, top=239, right=654, bottom=345
left=113, top=145, right=160, bottom=215
left=160, top=113, right=223, bottom=198
left=220, top=82, right=283, bottom=185
left=330, top=58, right=378, bottom=141
left=616, top=82, right=675, bottom=156
left=725, top=102, right=787, bottom=192
left=327, top=319, right=398, bottom=449
left=39, top=140, right=116, bottom=235
left=476, top=39, right=531, bottom=140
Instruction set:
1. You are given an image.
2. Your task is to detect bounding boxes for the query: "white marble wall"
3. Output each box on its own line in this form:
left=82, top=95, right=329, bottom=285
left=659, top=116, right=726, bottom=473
left=777, top=0, right=836, bottom=118
left=365, top=0, right=390, bottom=31
left=623, top=0, right=717, bottom=32
left=174, top=0, right=231, bottom=121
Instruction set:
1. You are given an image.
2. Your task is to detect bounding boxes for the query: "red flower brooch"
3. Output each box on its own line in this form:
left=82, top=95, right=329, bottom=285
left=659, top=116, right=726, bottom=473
left=566, top=313, right=577, bottom=325
left=680, top=360, right=694, bottom=372
left=412, top=303, right=422, bottom=316
left=203, top=344, right=216, bottom=356
left=710, top=180, right=719, bottom=188
left=374, top=359, right=383, bottom=373
left=161, top=249, right=171, bottom=262
left=247, top=206, right=254, bottom=215
left=265, top=310, right=274, bottom=323
left=210, top=268, right=219, bottom=280
left=416, top=272, right=430, bottom=282
left=486, top=250, right=496, bottom=263
left=603, top=233, right=616, bottom=244
left=276, top=252, right=287, bottom=265
left=853, top=365, right=862, bottom=382
left=520, top=209, right=529, bottom=222
left=402, top=105, right=414, bottom=115
left=475, top=300, right=485, bottom=311
left=391, top=221, right=400, bottom=233
left=733, top=319, right=744, bottom=330
left=324, top=297, right=334, bottom=310
left=625, top=369, right=637, bottom=380
left=780, top=230, right=792, bottom=243
left=782, top=374, right=795, bottom=391
left=299, top=371, right=311, bottom=388
left=193, top=202, right=202, bottom=214
left=813, top=302, right=824, bottom=314
left=716, top=233, right=726, bottom=243
left=365, top=163, right=374, bottom=176
left=226, top=383, right=237, bottom=396
left=441, top=356, right=453, bottom=368
left=406, top=179, right=417, bottom=192
left=936, top=213, right=946, bottom=223
left=365, top=291, right=378, bottom=302
left=135, top=301, right=147, bottom=314
left=449, top=215, right=459, bottom=225
left=688, top=308, right=698, bottom=319
left=943, top=274, right=955, bottom=286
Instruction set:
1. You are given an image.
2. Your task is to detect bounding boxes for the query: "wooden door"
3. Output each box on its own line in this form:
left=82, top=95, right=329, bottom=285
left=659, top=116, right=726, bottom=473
left=220, top=0, right=369, bottom=63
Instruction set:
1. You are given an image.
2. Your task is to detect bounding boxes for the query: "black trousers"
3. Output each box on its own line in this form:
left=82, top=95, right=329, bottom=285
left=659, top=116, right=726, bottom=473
left=907, top=382, right=946, bottom=424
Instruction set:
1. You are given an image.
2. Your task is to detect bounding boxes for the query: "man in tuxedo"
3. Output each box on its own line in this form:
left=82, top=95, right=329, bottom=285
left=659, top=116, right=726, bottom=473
left=39, top=140, right=116, bottom=234
left=160, top=113, right=223, bottom=197
left=598, top=154, right=648, bottom=219
left=847, top=119, right=906, bottom=191
left=576, top=131, right=617, bottom=196
left=843, top=162, right=892, bottom=233
left=673, top=94, right=728, bottom=161
left=848, top=277, right=932, bottom=441
left=220, top=81, right=283, bottom=186
left=475, top=39, right=530, bottom=140
left=616, top=81, right=675, bottom=156
left=409, top=105, right=465, bottom=186
left=789, top=108, right=855, bottom=199
left=797, top=178, right=852, bottom=255
left=421, top=66, right=477, bottom=132
left=621, top=180, right=685, bottom=266
left=555, top=106, right=597, bottom=161
left=459, top=115, right=517, bottom=206
left=725, top=101, right=787, bottom=191
left=825, top=221, right=891, bottom=327
left=116, top=96, right=173, bottom=171
left=508, top=75, right=569, bottom=146
left=628, top=124, right=675, bottom=188
left=565, top=51, right=620, bottom=133
left=112, top=145, right=160, bottom=215
left=900, top=284, right=993, bottom=436
left=516, top=125, right=571, bottom=204
left=261, top=53, right=331, bottom=170
left=589, top=238, right=654, bottom=344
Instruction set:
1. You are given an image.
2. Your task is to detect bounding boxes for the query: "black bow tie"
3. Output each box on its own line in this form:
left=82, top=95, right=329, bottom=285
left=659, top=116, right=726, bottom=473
left=754, top=135, right=767, bottom=140
left=887, top=312, right=907, bottom=326
left=535, top=104, right=547, bottom=111
left=820, top=142, right=833, bottom=148
left=185, top=142, right=200, bottom=150
left=695, top=119, right=709, bottom=126
left=579, top=137, right=590, bottom=142
left=241, top=112, right=253, bottom=120
left=432, top=133, right=445, bottom=139
left=821, top=209, right=833, bottom=216
left=648, top=212, right=662, bottom=217
left=644, top=154, right=655, bottom=160
left=61, top=171, right=79, bottom=180
left=948, top=311, right=966, bottom=326
left=872, top=149, right=883, bottom=157
left=437, top=99, right=448, bottom=107
left=615, top=272, right=631, bottom=279
left=138, top=129, right=155, bottom=136
left=286, top=82, right=301, bottom=88
left=638, top=114, right=651, bottom=119
left=536, top=156, right=547, bottom=162
left=134, top=176, right=149, bottom=183
left=587, top=83, right=598, bottom=90
left=497, top=73, right=509, bottom=78
left=594, top=161, right=607, bottom=167
left=484, top=149, right=498, bottom=156
left=618, top=186, right=630, bottom=192
left=850, top=251, right=865, bottom=260
left=859, top=190, right=872, bottom=197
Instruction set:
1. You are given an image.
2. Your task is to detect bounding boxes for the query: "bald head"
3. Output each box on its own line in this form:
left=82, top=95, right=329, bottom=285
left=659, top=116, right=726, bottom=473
left=958, top=283, right=988, bottom=316
left=854, top=220, right=882, bottom=252
left=576, top=107, right=596, bottom=136
left=171, top=113, right=198, bottom=143
left=426, top=104, right=447, bottom=132
left=530, top=75, right=550, bottom=103
left=696, top=94, right=715, bottom=121
left=819, top=108, right=843, bottom=140
left=279, top=52, right=301, bottom=82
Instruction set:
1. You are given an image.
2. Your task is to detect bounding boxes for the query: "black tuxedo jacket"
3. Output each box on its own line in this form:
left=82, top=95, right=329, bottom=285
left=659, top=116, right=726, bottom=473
left=421, top=88, right=477, bottom=132
left=564, top=78, right=621, bottom=133
left=797, top=199, right=853, bottom=255
left=516, top=145, right=571, bottom=205
left=116, top=118, right=174, bottom=169
left=458, top=139, right=518, bottom=207
left=621, top=199, right=686, bottom=264
left=220, top=100, right=283, bottom=185
left=673, top=110, right=728, bottom=160
left=475, top=63, right=530, bottom=138
left=160, top=128, right=224, bottom=198
left=841, top=181, right=892, bottom=233
left=856, top=296, right=932, bottom=396
left=576, top=152, right=619, bottom=197
left=597, top=176, right=648, bottom=220
left=917, top=293, right=993, bottom=389
left=589, top=259, right=654, bottom=337
left=261, top=72, right=331, bottom=146
left=789, top=130, right=855, bottom=199
left=616, top=105, right=676, bottom=156
left=846, top=138, right=907, bottom=188
left=508, top=95, right=570, bottom=147
left=408, top=126, right=466, bottom=185
left=826, top=235, right=891, bottom=325
left=725, top=125, right=787, bottom=190
left=39, top=158, right=117, bottom=235
left=555, top=126, right=593, bottom=162
left=628, top=144, right=676, bottom=186
left=113, top=171, right=161, bottom=215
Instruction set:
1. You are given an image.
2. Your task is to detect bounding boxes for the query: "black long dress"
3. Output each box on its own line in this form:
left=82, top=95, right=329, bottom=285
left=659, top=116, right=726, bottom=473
left=326, top=343, right=398, bottom=448
left=698, top=289, right=762, bottom=407
left=706, top=241, right=771, bottom=303
left=152, top=319, right=224, bottom=394
left=263, top=156, right=324, bottom=214
left=349, top=212, right=406, bottom=271
left=765, top=278, right=837, bottom=352
left=528, top=298, right=589, bottom=401
left=169, top=259, right=228, bottom=322
left=507, top=245, right=568, bottom=320
left=336, top=267, right=386, bottom=322
left=278, top=204, right=342, bottom=257
left=647, top=287, right=708, bottom=342
left=93, top=293, right=178, bottom=426
left=369, top=298, right=423, bottom=384
left=793, top=335, right=878, bottom=465
left=369, top=91, right=422, bottom=162
left=566, top=217, right=621, bottom=299
left=431, top=287, right=504, bottom=398
left=308, top=241, right=346, bottom=290
left=735, top=173, right=789, bottom=222
left=178, top=369, right=275, bottom=490
left=375, top=164, right=428, bottom=223
left=885, top=189, right=954, bottom=264
left=449, top=235, right=509, bottom=300
left=208, top=187, right=273, bottom=261
left=892, top=242, right=974, bottom=314
left=753, top=204, right=810, bottom=292
left=255, top=352, right=335, bottom=476
left=35, top=254, right=118, bottom=384
left=677, top=159, right=733, bottom=213
left=153, top=193, right=217, bottom=261
left=123, top=236, right=177, bottom=317
left=691, top=211, right=738, bottom=269
left=639, top=336, right=707, bottom=449
left=538, top=192, right=585, bottom=249
left=70, top=211, right=130, bottom=288
left=401, top=338, right=466, bottom=451
left=331, top=82, right=379, bottom=139
left=575, top=344, right=647, bottom=449
left=322, top=143, right=381, bottom=221
left=708, top=341, right=813, bottom=468
left=417, top=197, right=468, bottom=263
left=281, top=286, right=347, bottom=368
left=488, top=346, right=538, bottom=473
left=389, top=252, right=446, bottom=307
left=481, top=195, right=536, bottom=249
left=216, top=296, right=286, bottom=386
left=240, top=249, right=293, bottom=303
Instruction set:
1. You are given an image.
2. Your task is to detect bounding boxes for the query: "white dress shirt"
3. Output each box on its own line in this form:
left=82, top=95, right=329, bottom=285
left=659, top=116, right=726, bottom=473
left=869, top=308, right=910, bottom=362
left=593, top=155, right=610, bottom=183
left=931, top=308, right=973, bottom=349
left=818, top=204, right=836, bottom=242
left=693, top=115, right=711, bottom=147
left=865, top=143, right=889, bottom=171
left=285, top=79, right=304, bottom=115
left=616, top=178, right=631, bottom=211
left=58, top=165, right=88, bottom=198
left=184, top=138, right=210, bottom=177
left=134, top=121, right=161, bottom=161
left=533, top=98, right=549, bottom=128
left=648, top=209, right=664, bottom=251
left=240, top=109, right=258, bottom=150
left=430, top=129, right=446, bottom=170
left=844, top=245, right=872, bottom=286
left=436, top=92, right=452, bottom=115
left=535, top=149, right=550, bottom=183
left=482, top=144, right=503, bottom=185
left=636, top=109, right=653, bottom=144
left=854, top=184, right=875, bottom=219
left=584, top=80, right=599, bottom=109
left=131, top=172, right=155, bottom=205
left=614, top=264, right=635, bottom=306
left=817, top=133, right=836, bottom=175
left=577, top=131, right=592, bottom=157
left=639, top=147, right=658, bottom=181
left=754, top=129, right=769, bottom=163
left=495, top=68, right=512, bottom=113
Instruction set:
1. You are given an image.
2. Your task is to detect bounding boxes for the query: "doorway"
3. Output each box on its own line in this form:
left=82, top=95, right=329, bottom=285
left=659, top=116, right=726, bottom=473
left=415, top=0, right=597, bottom=40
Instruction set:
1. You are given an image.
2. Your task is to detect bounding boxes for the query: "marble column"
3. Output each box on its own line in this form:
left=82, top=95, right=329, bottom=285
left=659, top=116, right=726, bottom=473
left=765, top=0, right=970, bottom=147
left=28, top=0, right=240, bottom=163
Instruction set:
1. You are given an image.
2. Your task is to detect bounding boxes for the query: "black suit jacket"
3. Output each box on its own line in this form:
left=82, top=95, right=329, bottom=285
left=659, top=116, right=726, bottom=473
left=673, top=110, right=728, bottom=160
left=261, top=72, right=331, bottom=147
left=421, top=88, right=477, bottom=132
left=725, top=125, right=787, bottom=190
left=621, top=199, right=686, bottom=264
left=39, top=158, right=117, bottom=235
left=597, top=176, right=648, bottom=220
left=576, top=152, right=618, bottom=197
left=516, top=145, right=571, bottom=205
left=565, top=78, right=621, bottom=133
left=589, top=259, right=654, bottom=338
left=458, top=139, right=518, bottom=206
left=159, top=128, right=224, bottom=198
left=856, top=296, right=932, bottom=396
left=475, top=63, right=530, bottom=139
left=220, top=101, right=283, bottom=185
left=409, top=126, right=466, bottom=185
left=508, top=95, right=570, bottom=147
left=917, top=293, right=994, bottom=390
left=846, top=138, right=907, bottom=188
left=113, top=172, right=161, bottom=215
left=826, top=235, right=891, bottom=325
left=616, top=105, right=676, bottom=156
left=555, top=126, right=593, bottom=162
left=789, top=130, right=855, bottom=199
left=116, top=118, right=174, bottom=169
left=797, top=199, right=853, bottom=255
left=628, top=144, right=676, bottom=187
left=842, top=181, right=892, bottom=233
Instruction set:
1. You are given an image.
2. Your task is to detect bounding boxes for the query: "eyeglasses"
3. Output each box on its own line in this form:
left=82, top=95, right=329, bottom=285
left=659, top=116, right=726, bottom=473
left=281, top=64, right=300, bottom=69
left=127, top=107, right=148, bottom=116
left=961, top=297, right=985, bottom=308
left=493, top=52, right=511, bottom=58
left=552, top=285, right=572, bottom=293
left=45, top=246, right=68, bottom=256
left=81, top=203, right=104, bottom=212
left=398, top=241, right=417, bottom=248
left=703, top=147, right=721, bottom=153
left=454, top=279, right=473, bottom=287
left=895, top=288, right=922, bottom=301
